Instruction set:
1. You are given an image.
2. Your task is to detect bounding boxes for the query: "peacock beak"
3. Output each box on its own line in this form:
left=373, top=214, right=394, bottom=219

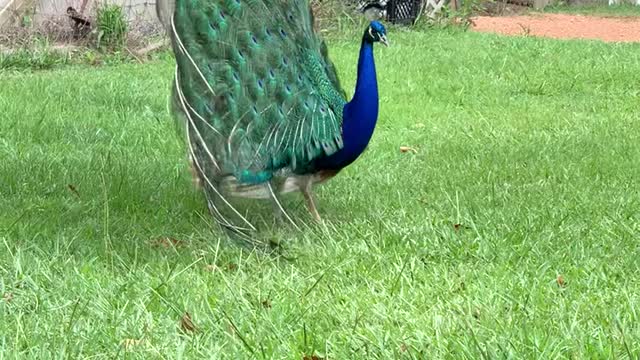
left=379, top=34, right=389, bottom=47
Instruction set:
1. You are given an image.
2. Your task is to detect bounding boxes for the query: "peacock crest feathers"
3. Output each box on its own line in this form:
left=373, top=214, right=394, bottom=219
left=169, top=0, right=347, bottom=184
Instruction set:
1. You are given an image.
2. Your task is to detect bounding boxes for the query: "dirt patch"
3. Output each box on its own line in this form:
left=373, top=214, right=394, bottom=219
left=471, top=13, right=640, bottom=42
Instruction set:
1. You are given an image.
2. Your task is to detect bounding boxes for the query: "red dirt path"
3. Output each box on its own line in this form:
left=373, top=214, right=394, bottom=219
left=471, top=13, right=640, bottom=43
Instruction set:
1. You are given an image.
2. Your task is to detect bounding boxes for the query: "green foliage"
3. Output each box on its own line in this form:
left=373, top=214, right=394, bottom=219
left=0, top=36, right=173, bottom=71
left=311, top=0, right=369, bottom=39
left=20, top=14, right=33, bottom=28
left=0, top=47, right=71, bottom=70
left=96, top=3, right=128, bottom=49
left=414, top=0, right=482, bottom=31
left=0, top=47, right=147, bottom=71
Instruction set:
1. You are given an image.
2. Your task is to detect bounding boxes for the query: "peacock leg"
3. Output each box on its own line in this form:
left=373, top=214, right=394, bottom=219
left=269, top=193, right=284, bottom=222
left=301, top=180, right=321, bottom=222
left=188, top=154, right=202, bottom=190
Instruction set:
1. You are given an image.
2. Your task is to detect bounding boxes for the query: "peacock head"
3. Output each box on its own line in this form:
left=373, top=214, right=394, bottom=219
left=365, top=21, right=389, bottom=47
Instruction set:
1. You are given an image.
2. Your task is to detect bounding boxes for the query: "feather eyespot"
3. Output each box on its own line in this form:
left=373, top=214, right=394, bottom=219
left=285, top=85, right=291, bottom=93
left=320, top=106, right=326, bottom=114
left=265, top=28, right=272, bottom=37
left=232, top=72, right=239, bottom=81
left=279, top=29, right=287, bottom=37
left=269, top=69, right=275, bottom=78
left=219, top=10, right=225, bottom=19
left=257, top=79, right=264, bottom=88
left=251, top=35, right=258, bottom=44
left=252, top=105, right=258, bottom=114
left=282, top=57, right=288, bottom=66
left=237, top=49, right=244, bottom=59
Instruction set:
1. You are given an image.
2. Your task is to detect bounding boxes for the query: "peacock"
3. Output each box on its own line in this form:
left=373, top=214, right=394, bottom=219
left=156, top=0, right=388, bottom=236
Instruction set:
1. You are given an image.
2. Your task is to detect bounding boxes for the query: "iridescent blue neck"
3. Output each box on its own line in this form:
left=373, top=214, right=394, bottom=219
left=316, top=36, right=379, bottom=170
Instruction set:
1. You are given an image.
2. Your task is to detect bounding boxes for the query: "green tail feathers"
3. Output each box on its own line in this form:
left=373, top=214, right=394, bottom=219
left=166, top=0, right=347, bottom=184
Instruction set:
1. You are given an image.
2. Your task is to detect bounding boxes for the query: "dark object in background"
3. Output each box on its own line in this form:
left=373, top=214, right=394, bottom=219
left=356, top=0, right=422, bottom=24
left=356, top=0, right=388, bottom=20
left=386, top=0, right=422, bottom=24
left=66, top=6, right=92, bottom=39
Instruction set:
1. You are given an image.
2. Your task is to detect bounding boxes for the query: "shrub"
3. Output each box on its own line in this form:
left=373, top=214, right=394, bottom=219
left=96, top=4, right=128, bottom=49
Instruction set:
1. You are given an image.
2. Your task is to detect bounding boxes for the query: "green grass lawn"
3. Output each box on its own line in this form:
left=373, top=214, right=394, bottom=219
left=1, top=28, right=640, bottom=358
